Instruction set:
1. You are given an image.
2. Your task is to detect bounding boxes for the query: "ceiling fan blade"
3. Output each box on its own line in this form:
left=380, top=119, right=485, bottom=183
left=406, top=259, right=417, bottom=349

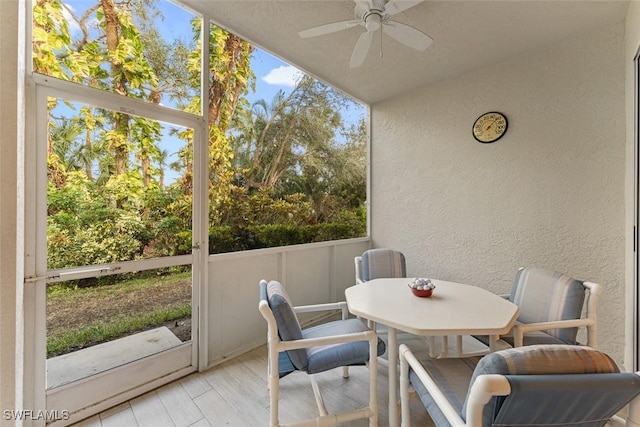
left=355, top=0, right=374, bottom=10
left=384, top=0, right=424, bottom=16
left=350, top=31, right=374, bottom=68
left=382, top=21, right=433, bottom=51
left=299, top=20, right=360, bottom=38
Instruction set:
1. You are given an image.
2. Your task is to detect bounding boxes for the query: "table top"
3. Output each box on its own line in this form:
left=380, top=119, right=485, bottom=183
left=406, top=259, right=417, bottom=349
left=345, top=277, right=519, bottom=336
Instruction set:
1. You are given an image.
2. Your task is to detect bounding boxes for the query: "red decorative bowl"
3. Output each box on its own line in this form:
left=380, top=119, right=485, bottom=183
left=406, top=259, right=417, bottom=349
left=409, top=279, right=436, bottom=297
left=410, top=287, right=433, bottom=298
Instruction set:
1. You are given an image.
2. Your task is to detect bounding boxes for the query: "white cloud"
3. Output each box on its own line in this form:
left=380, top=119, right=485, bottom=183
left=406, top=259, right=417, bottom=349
left=60, top=4, right=100, bottom=37
left=61, top=5, right=82, bottom=36
left=261, top=65, right=303, bottom=88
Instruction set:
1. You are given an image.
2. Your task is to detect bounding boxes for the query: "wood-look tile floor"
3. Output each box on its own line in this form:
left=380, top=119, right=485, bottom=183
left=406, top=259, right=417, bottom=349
left=71, top=334, right=437, bottom=427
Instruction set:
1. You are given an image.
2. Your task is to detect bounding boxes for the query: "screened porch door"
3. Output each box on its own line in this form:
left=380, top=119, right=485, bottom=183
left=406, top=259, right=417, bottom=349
left=32, top=77, right=207, bottom=424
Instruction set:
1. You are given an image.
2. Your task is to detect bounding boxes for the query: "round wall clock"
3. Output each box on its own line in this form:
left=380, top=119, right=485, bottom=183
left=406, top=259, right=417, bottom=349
left=472, top=112, right=508, bottom=143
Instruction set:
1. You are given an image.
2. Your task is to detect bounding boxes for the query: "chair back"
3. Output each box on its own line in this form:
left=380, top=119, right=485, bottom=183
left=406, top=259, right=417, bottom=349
left=493, top=373, right=640, bottom=426
left=462, top=345, right=627, bottom=426
left=510, top=267, right=585, bottom=344
left=359, top=248, right=406, bottom=282
left=259, top=280, right=308, bottom=371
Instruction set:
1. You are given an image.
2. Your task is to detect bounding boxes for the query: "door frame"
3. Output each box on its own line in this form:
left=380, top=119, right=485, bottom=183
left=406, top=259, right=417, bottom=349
left=634, top=47, right=640, bottom=372
left=28, top=74, right=208, bottom=425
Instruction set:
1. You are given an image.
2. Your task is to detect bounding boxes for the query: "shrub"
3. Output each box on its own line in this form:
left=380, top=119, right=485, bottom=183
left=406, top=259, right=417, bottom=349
left=208, top=217, right=365, bottom=254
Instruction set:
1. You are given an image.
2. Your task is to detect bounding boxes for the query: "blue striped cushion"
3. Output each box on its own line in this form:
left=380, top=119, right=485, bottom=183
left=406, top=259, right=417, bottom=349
left=510, top=268, right=585, bottom=344
left=409, top=356, right=482, bottom=426
left=461, top=345, right=619, bottom=425
left=360, top=248, right=406, bottom=282
left=411, top=346, right=619, bottom=426
left=495, top=373, right=640, bottom=426
left=265, top=281, right=308, bottom=370
left=304, top=319, right=386, bottom=374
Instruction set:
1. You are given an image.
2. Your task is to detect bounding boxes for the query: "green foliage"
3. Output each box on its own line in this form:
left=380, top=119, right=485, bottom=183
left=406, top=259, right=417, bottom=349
left=37, top=0, right=367, bottom=356
left=208, top=220, right=365, bottom=254
left=47, top=171, right=192, bottom=268
left=36, top=0, right=367, bottom=270
left=47, top=173, right=144, bottom=268
left=208, top=187, right=365, bottom=253
left=45, top=166, right=365, bottom=267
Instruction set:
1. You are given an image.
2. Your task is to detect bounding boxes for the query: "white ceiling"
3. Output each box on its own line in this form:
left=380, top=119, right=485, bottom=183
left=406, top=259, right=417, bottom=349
left=182, top=0, right=629, bottom=104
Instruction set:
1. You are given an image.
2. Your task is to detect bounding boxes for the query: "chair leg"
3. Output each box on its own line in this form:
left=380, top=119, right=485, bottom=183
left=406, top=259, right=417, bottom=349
left=369, top=334, right=379, bottom=427
left=310, top=375, right=329, bottom=417
left=400, top=348, right=411, bottom=427
left=342, top=366, right=349, bottom=378
left=266, top=351, right=271, bottom=391
left=268, top=343, right=280, bottom=426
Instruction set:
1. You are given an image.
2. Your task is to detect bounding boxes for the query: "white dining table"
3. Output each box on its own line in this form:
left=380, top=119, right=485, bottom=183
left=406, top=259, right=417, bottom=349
left=344, top=277, right=520, bottom=427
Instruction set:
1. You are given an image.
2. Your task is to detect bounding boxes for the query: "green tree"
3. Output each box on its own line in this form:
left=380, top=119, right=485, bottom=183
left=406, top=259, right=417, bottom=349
left=35, top=0, right=366, bottom=266
left=177, top=19, right=255, bottom=213
left=230, top=75, right=366, bottom=205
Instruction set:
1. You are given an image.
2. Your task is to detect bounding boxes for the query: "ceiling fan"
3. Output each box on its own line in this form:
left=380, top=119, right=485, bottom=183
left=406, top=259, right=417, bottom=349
left=298, top=0, right=433, bottom=69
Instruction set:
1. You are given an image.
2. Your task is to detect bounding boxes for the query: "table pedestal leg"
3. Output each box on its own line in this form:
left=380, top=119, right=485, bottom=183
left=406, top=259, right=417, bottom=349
left=388, top=327, right=399, bottom=427
left=440, top=336, right=449, bottom=358
left=489, top=334, right=498, bottom=352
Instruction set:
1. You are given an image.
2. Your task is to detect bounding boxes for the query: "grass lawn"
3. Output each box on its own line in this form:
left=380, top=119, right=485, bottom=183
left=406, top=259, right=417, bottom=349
left=46, top=270, right=192, bottom=357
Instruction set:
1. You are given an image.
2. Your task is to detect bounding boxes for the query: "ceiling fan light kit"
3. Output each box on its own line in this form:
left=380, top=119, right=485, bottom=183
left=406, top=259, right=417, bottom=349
left=298, top=0, right=433, bottom=68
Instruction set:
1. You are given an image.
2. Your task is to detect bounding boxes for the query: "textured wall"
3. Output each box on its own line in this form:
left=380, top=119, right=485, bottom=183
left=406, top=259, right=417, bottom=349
left=370, top=24, right=626, bottom=362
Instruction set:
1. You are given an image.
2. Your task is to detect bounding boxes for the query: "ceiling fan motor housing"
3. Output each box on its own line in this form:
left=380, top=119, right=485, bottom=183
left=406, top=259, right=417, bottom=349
left=355, top=0, right=390, bottom=32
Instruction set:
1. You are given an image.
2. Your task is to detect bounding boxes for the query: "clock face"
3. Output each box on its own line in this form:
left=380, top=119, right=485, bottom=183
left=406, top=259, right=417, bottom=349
left=473, top=112, right=508, bottom=143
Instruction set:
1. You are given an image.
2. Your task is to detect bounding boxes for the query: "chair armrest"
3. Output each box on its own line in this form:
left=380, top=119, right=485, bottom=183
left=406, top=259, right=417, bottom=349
left=513, top=318, right=595, bottom=333
left=399, top=344, right=467, bottom=427
left=259, top=300, right=362, bottom=350
left=465, top=375, right=511, bottom=426
left=511, top=318, right=596, bottom=347
left=278, top=330, right=377, bottom=352
left=294, top=301, right=347, bottom=312
left=294, top=301, right=349, bottom=320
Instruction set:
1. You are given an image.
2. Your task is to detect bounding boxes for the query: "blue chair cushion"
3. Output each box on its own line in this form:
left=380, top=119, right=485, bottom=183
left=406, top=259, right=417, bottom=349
left=409, top=356, right=481, bottom=427
left=360, top=248, right=406, bottom=282
left=461, top=345, right=620, bottom=426
left=263, top=280, right=385, bottom=375
left=494, top=373, right=640, bottom=426
left=277, top=351, right=296, bottom=378
left=303, top=318, right=386, bottom=374
left=510, top=268, right=586, bottom=344
left=265, top=280, right=308, bottom=370
left=410, top=346, right=621, bottom=427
